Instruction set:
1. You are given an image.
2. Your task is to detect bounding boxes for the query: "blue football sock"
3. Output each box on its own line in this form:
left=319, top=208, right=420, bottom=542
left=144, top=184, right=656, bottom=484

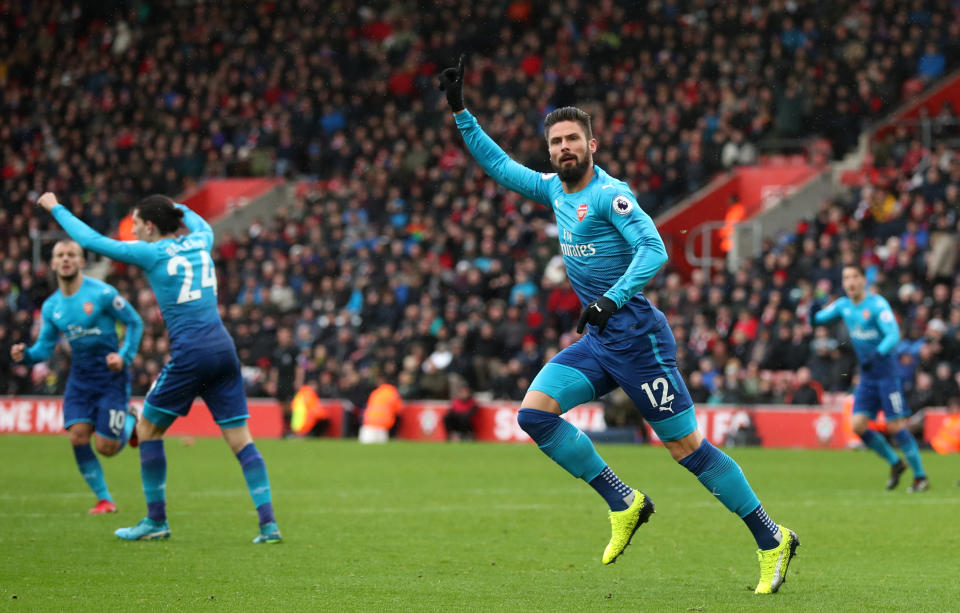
left=680, top=440, right=778, bottom=549
left=893, top=429, right=926, bottom=479
left=742, top=504, right=782, bottom=550
left=517, top=408, right=606, bottom=482
left=236, top=443, right=275, bottom=525
left=588, top=466, right=635, bottom=511
left=859, top=429, right=900, bottom=466
left=139, top=440, right=167, bottom=522
left=73, top=443, right=111, bottom=502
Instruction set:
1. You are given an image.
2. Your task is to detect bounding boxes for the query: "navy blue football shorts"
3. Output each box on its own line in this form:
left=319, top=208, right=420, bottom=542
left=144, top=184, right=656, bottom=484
left=854, top=376, right=910, bottom=421
left=144, top=347, right=249, bottom=429
left=529, top=322, right=697, bottom=441
left=63, top=368, right=131, bottom=440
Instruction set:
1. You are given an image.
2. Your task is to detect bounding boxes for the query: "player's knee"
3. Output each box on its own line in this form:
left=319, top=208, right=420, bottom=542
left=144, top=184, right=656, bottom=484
left=68, top=427, right=92, bottom=447
left=137, top=416, right=167, bottom=441
left=95, top=437, right=121, bottom=457
left=850, top=415, right=869, bottom=434
left=520, top=390, right=561, bottom=414
left=885, top=418, right=906, bottom=434
left=664, top=430, right=704, bottom=462
left=517, top=407, right=562, bottom=441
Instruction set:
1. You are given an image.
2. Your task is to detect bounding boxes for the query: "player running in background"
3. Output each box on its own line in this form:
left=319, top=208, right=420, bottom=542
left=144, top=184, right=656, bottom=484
left=37, top=192, right=281, bottom=543
left=10, top=240, right=143, bottom=514
left=439, top=57, right=798, bottom=595
left=811, top=264, right=929, bottom=492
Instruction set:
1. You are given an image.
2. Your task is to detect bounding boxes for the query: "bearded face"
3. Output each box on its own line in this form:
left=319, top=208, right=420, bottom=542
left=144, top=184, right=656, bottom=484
left=547, top=120, right=596, bottom=185
left=552, top=149, right=592, bottom=183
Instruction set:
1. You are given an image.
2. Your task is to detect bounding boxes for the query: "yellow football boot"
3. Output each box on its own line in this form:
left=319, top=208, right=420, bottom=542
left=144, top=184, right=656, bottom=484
left=755, top=525, right=799, bottom=594
left=601, top=490, right=654, bottom=565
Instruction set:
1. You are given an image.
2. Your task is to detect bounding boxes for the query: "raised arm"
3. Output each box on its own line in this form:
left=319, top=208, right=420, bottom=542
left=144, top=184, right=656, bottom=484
left=39, top=194, right=158, bottom=268
left=438, top=56, right=550, bottom=206
left=454, top=111, right=552, bottom=205
left=174, top=203, right=214, bottom=251
left=812, top=298, right=844, bottom=326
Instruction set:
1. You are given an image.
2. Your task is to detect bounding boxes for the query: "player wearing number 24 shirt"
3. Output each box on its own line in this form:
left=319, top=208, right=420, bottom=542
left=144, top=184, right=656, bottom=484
left=438, top=55, right=798, bottom=594
left=38, top=191, right=280, bottom=544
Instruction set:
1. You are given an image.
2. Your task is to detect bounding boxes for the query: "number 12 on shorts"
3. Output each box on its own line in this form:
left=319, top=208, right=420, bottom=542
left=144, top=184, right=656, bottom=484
left=641, top=377, right=675, bottom=413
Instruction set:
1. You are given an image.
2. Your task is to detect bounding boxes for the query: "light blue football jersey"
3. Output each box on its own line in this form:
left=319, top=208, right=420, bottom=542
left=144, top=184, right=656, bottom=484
left=23, top=276, right=143, bottom=374
left=455, top=110, right=668, bottom=343
left=51, top=203, right=232, bottom=355
left=814, top=293, right=900, bottom=379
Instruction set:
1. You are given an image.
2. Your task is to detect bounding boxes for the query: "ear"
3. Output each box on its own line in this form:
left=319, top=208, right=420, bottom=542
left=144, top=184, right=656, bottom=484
left=589, top=138, right=598, bottom=154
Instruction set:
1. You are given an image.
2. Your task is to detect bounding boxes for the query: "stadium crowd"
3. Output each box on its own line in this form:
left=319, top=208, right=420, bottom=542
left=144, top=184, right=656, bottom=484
left=2, top=0, right=960, bottom=417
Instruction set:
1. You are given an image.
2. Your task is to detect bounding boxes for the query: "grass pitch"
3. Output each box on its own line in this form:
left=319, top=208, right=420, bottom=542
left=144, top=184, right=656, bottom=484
left=0, top=435, right=957, bottom=612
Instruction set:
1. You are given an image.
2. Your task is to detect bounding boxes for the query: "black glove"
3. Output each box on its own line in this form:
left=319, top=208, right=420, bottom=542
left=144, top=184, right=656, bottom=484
left=577, top=296, right=619, bottom=335
left=807, top=302, right=821, bottom=326
left=438, top=54, right=466, bottom=112
left=859, top=346, right=878, bottom=370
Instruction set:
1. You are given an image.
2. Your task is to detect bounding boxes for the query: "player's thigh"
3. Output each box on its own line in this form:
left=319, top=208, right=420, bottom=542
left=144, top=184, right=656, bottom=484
left=876, top=378, right=910, bottom=421
left=528, top=337, right=616, bottom=414
left=852, top=380, right=882, bottom=421
left=94, top=372, right=131, bottom=442
left=200, top=350, right=250, bottom=427
left=599, top=326, right=697, bottom=442
left=62, top=379, right=99, bottom=432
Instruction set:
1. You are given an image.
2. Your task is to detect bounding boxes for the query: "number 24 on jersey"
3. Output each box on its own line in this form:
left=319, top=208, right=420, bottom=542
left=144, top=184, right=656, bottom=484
left=167, top=251, right=217, bottom=303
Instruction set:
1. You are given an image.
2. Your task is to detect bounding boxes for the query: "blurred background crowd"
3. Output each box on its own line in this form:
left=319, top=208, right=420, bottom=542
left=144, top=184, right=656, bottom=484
left=2, top=0, right=959, bottom=419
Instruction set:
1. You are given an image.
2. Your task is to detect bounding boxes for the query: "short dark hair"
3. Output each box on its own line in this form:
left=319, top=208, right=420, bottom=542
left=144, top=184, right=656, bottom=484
left=843, top=263, right=865, bottom=276
left=543, top=106, right=593, bottom=141
left=135, top=194, right=184, bottom=234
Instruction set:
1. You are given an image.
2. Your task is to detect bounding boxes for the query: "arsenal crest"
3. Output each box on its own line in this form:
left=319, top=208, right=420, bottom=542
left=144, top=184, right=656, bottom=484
left=862, top=309, right=871, bottom=321
left=83, top=301, right=94, bottom=315
left=577, top=203, right=588, bottom=222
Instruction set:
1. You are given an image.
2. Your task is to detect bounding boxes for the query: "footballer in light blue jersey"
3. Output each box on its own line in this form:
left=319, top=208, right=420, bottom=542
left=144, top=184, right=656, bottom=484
left=439, top=56, right=797, bottom=594
left=813, top=265, right=928, bottom=492
left=38, top=192, right=280, bottom=543
left=10, top=240, right=142, bottom=514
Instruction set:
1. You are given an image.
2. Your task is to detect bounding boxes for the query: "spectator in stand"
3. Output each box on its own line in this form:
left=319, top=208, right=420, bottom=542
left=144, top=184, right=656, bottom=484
left=686, top=370, right=711, bottom=404
left=443, top=384, right=479, bottom=442
left=932, top=362, right=960, bottom=407
left=787, top=367, right=823, bottom=406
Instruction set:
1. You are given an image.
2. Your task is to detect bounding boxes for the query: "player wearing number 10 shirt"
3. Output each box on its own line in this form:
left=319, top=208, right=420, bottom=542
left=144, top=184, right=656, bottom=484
left=38, top=192, right=280, bottom=544
left=438, top=55, right=798, bottom=594
left=9, top=240, right=143, bottom=515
